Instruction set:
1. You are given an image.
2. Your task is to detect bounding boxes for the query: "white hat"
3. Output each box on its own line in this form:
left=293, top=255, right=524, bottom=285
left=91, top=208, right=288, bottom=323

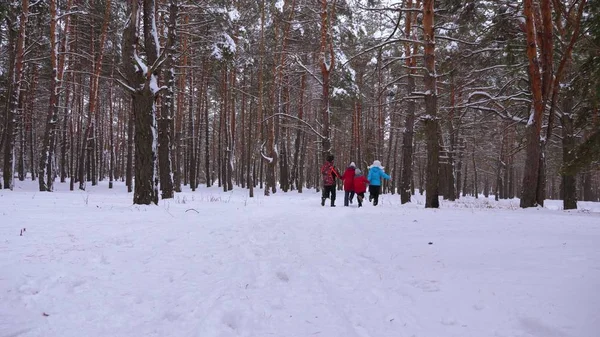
left=349, top=162, right=356, bottom=168
left=369, top=160, right=384, bottom=169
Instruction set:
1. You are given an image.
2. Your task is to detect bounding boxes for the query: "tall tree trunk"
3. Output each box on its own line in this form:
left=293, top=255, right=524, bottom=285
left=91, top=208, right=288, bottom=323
left=126, top=104, right=134, bottom=193
left=535, top=0, right=555, bottom=206
left=188, top=74, right=197, bottom=191
left=3, top=0, right=29, bottom=190
left=560, top=85, right=577, bottom=209
left=27, top=66, right=39, bottom=182
left=121, top=0, right=161, bottom=204
left=472, top=147, right=478, bottom=198
left=205, top=85, right=211, bottom=188
left=78, top=0, right=110, bottom=190
left=292, top=72, right=306, bottom=193
left=228, top=67, right=235, bottom=191
left=561, top=116, right=577, bottom=209
left=61, top=71, right=72, bottom=184
left=520, top=0, right=545, bottom=208
left=319, top=0, right=335, bottom=160
left=445, top=76, right=457, bottom=201
left=257, top=0, right=265, bottom=191
left=173, top=14, right=188, bottom=193
left=17, top=74, right=26, bottom=181
left=158, top=0, right=178, bottom=199
left=38, top=0, right=66, bottom=191
left=423, top=0, right=439, bottom=208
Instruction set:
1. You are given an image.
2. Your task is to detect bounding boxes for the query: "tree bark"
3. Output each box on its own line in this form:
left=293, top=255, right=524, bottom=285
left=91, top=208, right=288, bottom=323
left=158, top=0, right=178, bottom=199
left=520, top=0, right=545, bottom=208
left=126, top=104, right=134, bottom=193
left=61, top=71, right=72, bottom=184
left=423, top=0, right=439, bottom=208
left=3, top=0, right=29, bottom=190
left=319, top=0, right=335, bottom=160
left=121, top=0, right=162, bottom=204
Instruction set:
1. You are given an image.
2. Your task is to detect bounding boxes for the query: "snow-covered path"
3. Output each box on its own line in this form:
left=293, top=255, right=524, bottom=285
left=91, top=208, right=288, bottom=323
left=1, top=182, right=599, bottom=337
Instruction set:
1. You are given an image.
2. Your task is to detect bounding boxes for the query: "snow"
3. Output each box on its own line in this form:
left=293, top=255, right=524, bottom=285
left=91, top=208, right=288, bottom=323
left=292, top=21, right=304, bottom=36
left=445, top=41, right=458, bottom=52
left=134, top=52, right=148, bottom=76
left=223, top=33, right=236, bottom=54
left=527, top=109, right=535, bottom=126
left=212, top=33, right=237, bottom=60
left=332, top=87, right=348, bottom=97
left=2, top=181, right=599, bottom=337
left=149, top=74, right=159, bottom=95
left=228, top=8, right=240, bottom=22
left=275, top=0, right=284, bottom=12
left=150, top=14, right=161, bottom=57
left=211, top=45, right=223, bottom=60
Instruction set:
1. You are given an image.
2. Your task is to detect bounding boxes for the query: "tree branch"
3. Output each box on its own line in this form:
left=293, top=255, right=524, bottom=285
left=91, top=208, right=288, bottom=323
left=263, top=113, right=325, bottom=140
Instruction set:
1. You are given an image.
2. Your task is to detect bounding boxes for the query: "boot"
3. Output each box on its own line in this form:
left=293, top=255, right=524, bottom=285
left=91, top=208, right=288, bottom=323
left=321, top=197, right=326, bottom=206
left=331, top=200, right=336, bottom=207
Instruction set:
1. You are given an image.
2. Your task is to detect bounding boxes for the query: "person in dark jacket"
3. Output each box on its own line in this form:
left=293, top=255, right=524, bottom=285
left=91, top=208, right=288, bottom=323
left=320, top=154, right=341, bottom=207
left=367, top=160, right=391, bottom=206
left=342, top=162, right=356, bottom=206
left=353, top=168, right=369, bottom=208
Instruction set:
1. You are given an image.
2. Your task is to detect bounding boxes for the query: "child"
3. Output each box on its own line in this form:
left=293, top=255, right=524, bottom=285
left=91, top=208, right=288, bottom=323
left=367, top=160, right=391, bottom=206
left=320, top=154, right=342, bottom=207
left=353, top=168, right=369, bottom=208
left=342, top=162, right=356, bottom=206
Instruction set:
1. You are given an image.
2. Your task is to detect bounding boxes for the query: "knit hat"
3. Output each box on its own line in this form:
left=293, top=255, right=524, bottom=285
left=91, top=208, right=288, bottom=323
left=349, top=162, right=356, bottom=168
left=327, top=154, right=334, bottom=162
left=355, top=168, right=362, bottom=176
left=369, top=160, right=384, bottom=169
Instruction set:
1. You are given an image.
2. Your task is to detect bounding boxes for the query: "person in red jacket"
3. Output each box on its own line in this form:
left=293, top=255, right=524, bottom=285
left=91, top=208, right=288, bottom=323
left=342, top=162, right=356, bottom=206
left=353, top=168, right=370, bottom=208
left=320, top=154, right=341, bottom=207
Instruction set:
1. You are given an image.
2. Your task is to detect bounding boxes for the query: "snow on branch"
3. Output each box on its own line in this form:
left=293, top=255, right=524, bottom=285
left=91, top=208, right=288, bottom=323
left=471, top=63, right=527, bottom=74
left=57, top=11, right=88, bottom=20
left=134, top=52, right=148, bottom=76
left=114, top=77, right=136, bottom=94
left=293, top=55, right=323, bottom=86
left=343, top=38, right=424, bottom=68
left=259, top=142, right=273, bottom=163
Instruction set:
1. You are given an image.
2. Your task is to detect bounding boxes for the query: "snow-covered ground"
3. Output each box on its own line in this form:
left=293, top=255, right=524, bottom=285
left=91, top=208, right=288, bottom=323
left=1, top=180, right=599, bottom=337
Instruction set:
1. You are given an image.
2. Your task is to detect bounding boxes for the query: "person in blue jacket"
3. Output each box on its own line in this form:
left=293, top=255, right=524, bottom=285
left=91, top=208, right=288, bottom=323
left=367, top=160, right=391, bottom=206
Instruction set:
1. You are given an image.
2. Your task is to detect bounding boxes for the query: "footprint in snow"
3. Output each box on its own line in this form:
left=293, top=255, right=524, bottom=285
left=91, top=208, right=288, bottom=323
left=221, top=311, right=241, bottom=330
left=276, top=271, right=289, bottom=282
left=408, top=279, right=440, bottom=292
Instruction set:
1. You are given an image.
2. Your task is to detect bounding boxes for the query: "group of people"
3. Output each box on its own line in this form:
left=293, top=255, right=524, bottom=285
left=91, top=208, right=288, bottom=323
left=320, top=154, right=391, bottom=207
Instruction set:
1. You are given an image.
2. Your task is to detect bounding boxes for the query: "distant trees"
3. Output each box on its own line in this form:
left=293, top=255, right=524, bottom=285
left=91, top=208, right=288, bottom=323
left=0, top=0, right=598, bottom=207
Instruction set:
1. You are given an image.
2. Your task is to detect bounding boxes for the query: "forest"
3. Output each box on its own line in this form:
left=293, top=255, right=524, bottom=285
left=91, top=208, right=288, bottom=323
left=1, top=0, right=599, bottom=209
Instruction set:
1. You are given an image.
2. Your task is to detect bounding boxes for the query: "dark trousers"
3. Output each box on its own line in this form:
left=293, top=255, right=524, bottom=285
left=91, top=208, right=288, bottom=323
left=356, top=192, right=365, bottom=207
left=369, top=185, right=381, bottom=206
left=344, top=191, right=355, bottom=206
left=322, top=185, right=336, bottom=204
